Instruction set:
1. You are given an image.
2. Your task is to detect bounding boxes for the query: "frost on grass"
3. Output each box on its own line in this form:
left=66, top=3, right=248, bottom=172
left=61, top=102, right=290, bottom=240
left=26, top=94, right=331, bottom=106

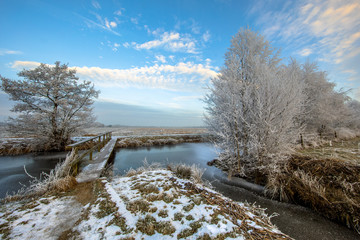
left=77, top=169, right=290, bottom=239
left=0, top=196, right=82, bottom=240
left=0, top=169, right=291, bottom=239
left=4, top=149, right=78, bottom=201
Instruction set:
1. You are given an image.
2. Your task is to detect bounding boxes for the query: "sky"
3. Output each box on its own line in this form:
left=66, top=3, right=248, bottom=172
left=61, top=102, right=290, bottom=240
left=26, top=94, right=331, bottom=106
left=0, top=0, right=359, bottom=127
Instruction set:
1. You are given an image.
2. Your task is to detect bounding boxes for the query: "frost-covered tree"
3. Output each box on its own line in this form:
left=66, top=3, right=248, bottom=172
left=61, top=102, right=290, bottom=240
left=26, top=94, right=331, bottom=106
left=345, top=99, right=360, bottom=130
left=0, top=61, right=99, bottom=151
left=205, top=29, right=304, bottom=178
left=300, top=61, right=349, bottom=134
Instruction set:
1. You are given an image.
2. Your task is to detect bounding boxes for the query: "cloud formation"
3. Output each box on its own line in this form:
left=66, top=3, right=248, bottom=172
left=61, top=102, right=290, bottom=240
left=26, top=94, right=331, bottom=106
left=78, top=12, right=120, bottom=36
left=129, top=31, right=197, bottom=54
left=91, top=0, right=101, bottom=9
left=251, top=0, right=360, bottom=95
left=155, top=55, right=166, bottom=63
left=0, top=49, right=22, bottom=56
left=11, top=61, right=218, bottom=92
left=202, top=31, right=211, bottom=42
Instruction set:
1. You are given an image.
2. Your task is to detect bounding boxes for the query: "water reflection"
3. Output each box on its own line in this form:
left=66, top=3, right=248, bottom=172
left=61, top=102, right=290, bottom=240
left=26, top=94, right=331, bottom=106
left=0, top=152, right=67, bottom=198
left=112, top=143, right=223, bottom=179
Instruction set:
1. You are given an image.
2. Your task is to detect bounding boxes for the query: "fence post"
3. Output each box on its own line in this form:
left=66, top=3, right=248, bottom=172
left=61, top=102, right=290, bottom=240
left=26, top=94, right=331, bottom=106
left=300, top=133, right=304, bottom=148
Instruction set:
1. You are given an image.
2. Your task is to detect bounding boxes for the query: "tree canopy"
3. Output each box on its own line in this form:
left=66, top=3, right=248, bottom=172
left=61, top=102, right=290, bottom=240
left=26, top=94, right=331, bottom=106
left=0, top=61, right=100, bottom=151
left=205, top=28, right=359, bottom=180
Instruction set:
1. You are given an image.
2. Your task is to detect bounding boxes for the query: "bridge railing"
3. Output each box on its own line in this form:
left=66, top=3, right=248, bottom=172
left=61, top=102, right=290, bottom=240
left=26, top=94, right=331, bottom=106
left=65, top=131, right=112, bottom=175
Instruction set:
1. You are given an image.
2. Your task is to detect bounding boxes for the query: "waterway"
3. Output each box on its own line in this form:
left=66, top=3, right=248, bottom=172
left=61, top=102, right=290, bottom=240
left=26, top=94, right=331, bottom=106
left=0, top=143, right=358, bottom=239
left=112, top=143, right=359, bottom=240
left=0, top=152, right=67, bottom=198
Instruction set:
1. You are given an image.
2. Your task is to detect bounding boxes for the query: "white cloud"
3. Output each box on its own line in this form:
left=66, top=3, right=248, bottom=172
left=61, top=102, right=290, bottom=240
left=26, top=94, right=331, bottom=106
left=190, top=19, right=201, bottom=34
left=298, top=48, right=313, bottom=56
left=131, top=17, right=139, bottom=25
left=11, top=61, right=218, bottom=92
left=173, top=95, right=201, bottom=101
left=110, top=21, right=117, bottom=28
left=114, top=9, right=125, bottom=16
left=91, top=0, right=101, bottom=9
left=202, top=31, right=211, bottom=42
left=78, top=13, right=120, bottom=36
left=152, top=28, right=164, bottom=36
left=252, top=0, right=360, bottom=84
left=0, top=49, right=22, bottom=56
left=111, top=43, right=120, bottom=52
left=132, top=31, right=197, bottom=54
left=11, top=61, right=40, bottom=69
left=174, top=18, right=202, bottom=35
left=155, top=55, right=166, bottom=63
left=104, top=18, right=117, bottom=29
left=105, top=18, right=110, bottom=29
left=343, top=69, right=357, bottom=75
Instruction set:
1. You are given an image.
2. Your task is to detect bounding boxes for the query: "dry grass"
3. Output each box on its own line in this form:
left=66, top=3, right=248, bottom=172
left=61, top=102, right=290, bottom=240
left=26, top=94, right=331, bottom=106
left=125, top=159, right=162, bottom=177
left=0, top=127, right=208, bottom=155
left=0, top=138, right=34, bottom=155
left=167, top=163, right=206, bottom=185
left=82, top=126, right=208, bottom=137
left=297, top=136, right=360, bottom=164
left=116, top=135, right=206, bottom=149
left=2, top=149, right=79, bottom=202
left=266, top=154, right=360, bottom=234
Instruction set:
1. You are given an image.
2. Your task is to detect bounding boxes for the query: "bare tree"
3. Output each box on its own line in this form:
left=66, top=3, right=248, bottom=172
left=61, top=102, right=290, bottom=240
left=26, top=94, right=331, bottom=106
left=0, top=61, right=100, bottom=151
left=205, top=29, right=304, bottom=179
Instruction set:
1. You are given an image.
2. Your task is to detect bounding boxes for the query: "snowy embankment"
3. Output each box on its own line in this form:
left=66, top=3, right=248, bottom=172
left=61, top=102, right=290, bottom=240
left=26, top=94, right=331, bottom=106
left=0, top=169, right=291, bottom=239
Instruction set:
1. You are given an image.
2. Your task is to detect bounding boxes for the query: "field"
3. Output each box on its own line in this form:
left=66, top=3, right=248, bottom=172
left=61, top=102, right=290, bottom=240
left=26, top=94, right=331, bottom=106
left=81, top=126, right=208, bottom=137
left=297, top=136, right=360, bottom=164
left=0, top=126, right=208, bottom=155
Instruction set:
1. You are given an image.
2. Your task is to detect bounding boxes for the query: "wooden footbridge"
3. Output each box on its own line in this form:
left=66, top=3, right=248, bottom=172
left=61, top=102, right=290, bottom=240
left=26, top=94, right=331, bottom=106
left=66, top=132, right=117, bottom=183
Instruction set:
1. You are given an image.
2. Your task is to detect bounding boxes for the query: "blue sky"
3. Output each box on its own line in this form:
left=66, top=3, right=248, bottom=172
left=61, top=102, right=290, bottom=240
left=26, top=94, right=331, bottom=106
left=1, top=0, right=359, bottom=127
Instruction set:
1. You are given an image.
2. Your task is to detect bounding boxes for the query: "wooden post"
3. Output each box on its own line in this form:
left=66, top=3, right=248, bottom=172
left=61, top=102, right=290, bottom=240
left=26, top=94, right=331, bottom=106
left=98, top=136, right=101, bottom=151
left=300, top=133, right=304, bottom=148
left=73, top=147, right=79, bottom=175
left=89, top=151, right=92, bottom=161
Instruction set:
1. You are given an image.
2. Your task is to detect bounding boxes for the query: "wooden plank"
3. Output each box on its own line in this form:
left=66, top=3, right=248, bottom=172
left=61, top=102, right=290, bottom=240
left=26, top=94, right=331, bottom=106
left=76, top=138, right=117, bottom=183
left=67, top=131, right=112, bottom=148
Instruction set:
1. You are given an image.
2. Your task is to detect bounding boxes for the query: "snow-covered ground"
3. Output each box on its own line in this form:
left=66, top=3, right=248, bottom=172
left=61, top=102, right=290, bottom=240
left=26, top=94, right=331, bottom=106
left=0, top=169, right=290, bottom=239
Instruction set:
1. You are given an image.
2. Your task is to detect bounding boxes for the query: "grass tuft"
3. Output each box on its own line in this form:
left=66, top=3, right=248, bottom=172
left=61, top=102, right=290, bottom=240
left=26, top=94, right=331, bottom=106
left=266, top=153, right=360, bottom=234
left=168, top=164, right=205, bottom=184
left=3, top=150, right=79, bottom=202
left=126, top=199, right=150, bottom=213
left=136, top=214, right=175, bottom=236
